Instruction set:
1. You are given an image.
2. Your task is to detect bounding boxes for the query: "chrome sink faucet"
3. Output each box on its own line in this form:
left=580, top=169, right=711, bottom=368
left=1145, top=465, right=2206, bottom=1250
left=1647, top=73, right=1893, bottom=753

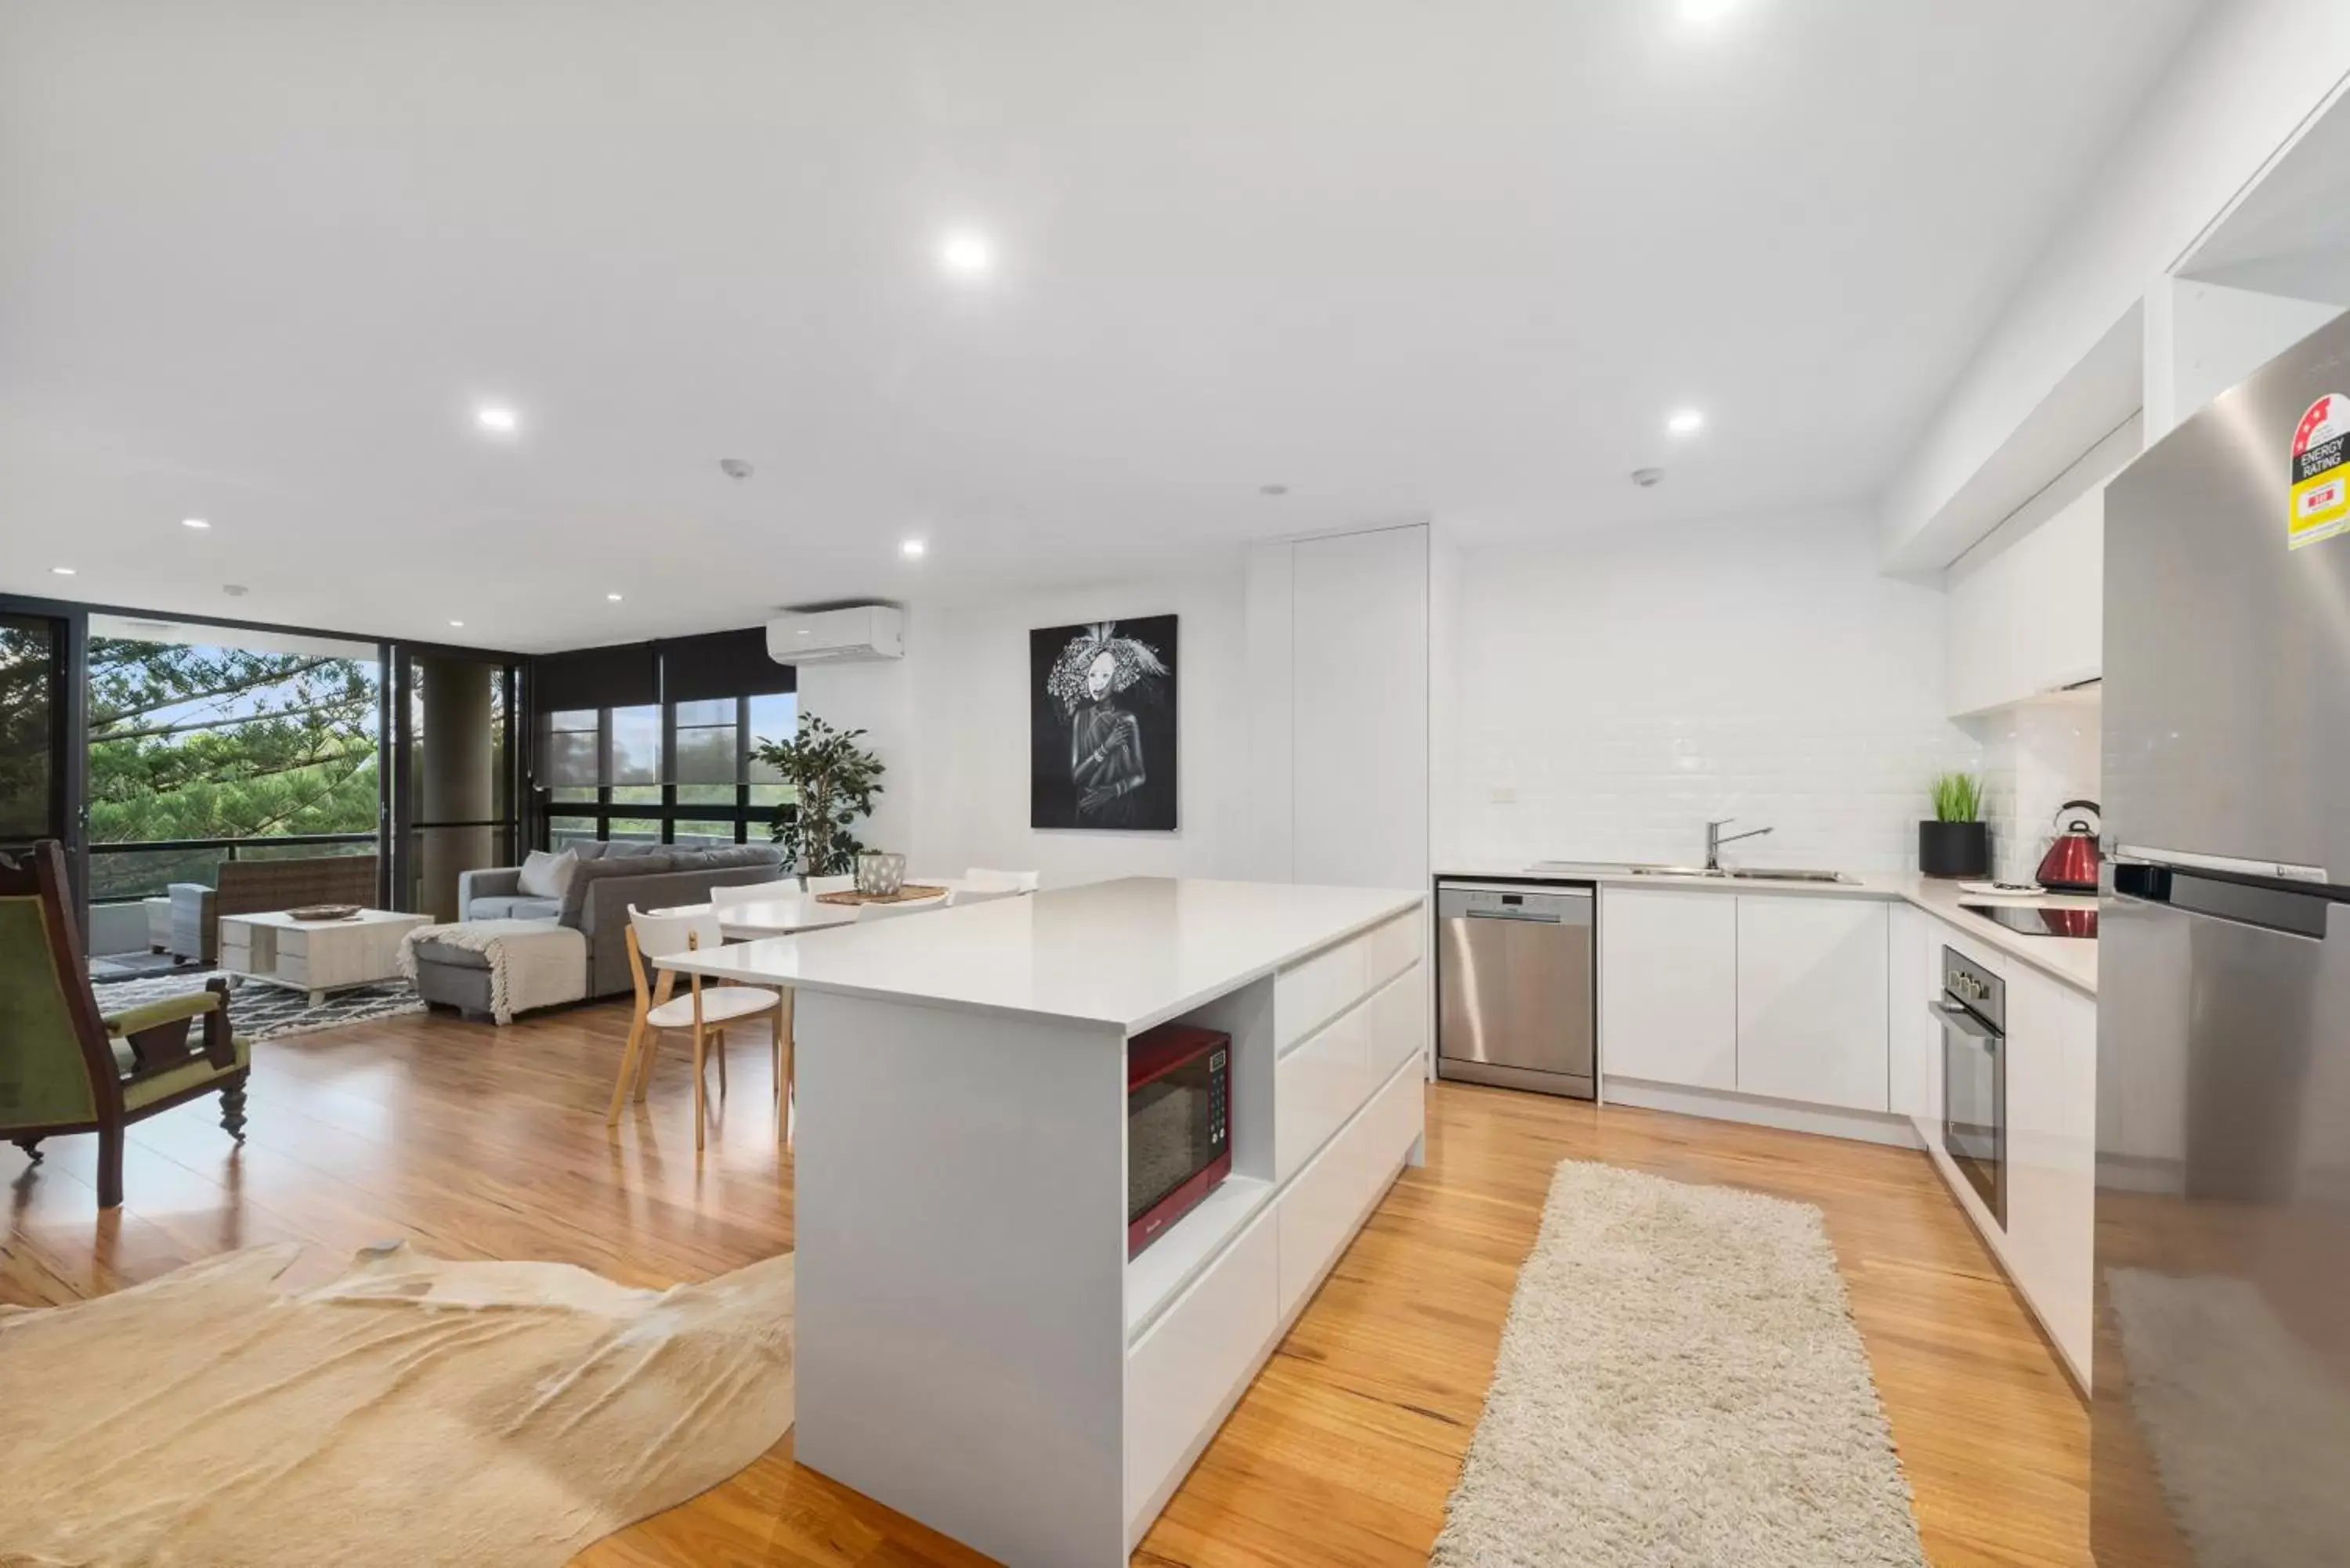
left=1705, top=818, right=1773, bottom=871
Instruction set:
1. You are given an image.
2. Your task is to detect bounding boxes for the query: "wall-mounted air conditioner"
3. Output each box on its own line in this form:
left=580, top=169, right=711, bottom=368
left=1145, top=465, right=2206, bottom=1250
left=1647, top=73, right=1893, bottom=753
left=766, top=604, right=905, bottom=663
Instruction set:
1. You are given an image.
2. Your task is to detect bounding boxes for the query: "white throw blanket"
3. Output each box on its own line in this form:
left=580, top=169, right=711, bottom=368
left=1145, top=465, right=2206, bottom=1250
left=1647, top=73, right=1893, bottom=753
left=398, top=919, right=588, bottom=1024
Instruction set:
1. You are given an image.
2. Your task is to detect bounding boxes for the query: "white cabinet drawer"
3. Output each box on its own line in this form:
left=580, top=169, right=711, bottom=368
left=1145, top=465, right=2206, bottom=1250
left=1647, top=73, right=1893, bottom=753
left=1275, top=935, right=1368, bottom=1052
left=1366, top=962, right=1427, bottom=1080
left=1124, top=1204, right=1278, bottom=1522
left=1275, top=1004, right=1370, bottom=1181
left=1364, top=910, right=1423, bottom=993
left=1277, top=1056, right=1422, bottom=1321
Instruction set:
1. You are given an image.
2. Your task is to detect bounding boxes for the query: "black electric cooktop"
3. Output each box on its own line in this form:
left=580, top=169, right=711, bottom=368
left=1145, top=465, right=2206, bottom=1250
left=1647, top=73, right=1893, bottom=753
left=1959, top=902, right=2099, bottom=939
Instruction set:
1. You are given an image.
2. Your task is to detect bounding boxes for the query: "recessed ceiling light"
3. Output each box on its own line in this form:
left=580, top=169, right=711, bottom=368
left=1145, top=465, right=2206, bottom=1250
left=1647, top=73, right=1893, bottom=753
left=900, top=538, right=927, bottom=559
left=938, top=230, right=993, bottom=278
left=606, top=592, right=624, bottom=602
left=1632, top=468, right=1666, bottom=489
left=181, top=517, right=211, bottom=530
left=449, top=619, right=465, bottom=628
left=1260, top=483, right=1289, bottom=497
left=1667, top=408, right=1706, bottom=436
left=51, top=565, right=75, bottom=576
left=1679, top=0, right=1739, bottom=23
left=475, top=403, right=521, bottom=435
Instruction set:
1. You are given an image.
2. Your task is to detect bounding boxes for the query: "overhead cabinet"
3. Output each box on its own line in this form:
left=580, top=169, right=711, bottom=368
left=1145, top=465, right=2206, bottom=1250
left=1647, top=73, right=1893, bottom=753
left=1946, top=486, right=2104, bottom=717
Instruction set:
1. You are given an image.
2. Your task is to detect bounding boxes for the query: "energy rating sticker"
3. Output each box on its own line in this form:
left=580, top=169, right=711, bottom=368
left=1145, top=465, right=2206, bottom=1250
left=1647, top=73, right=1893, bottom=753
left=2291, top=392, right=2350, bottom=549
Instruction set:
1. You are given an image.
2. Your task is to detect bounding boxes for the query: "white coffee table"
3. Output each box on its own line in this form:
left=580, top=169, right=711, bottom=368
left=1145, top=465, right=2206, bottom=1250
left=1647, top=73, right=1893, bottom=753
left=219, top=909, right=432, bottom=1009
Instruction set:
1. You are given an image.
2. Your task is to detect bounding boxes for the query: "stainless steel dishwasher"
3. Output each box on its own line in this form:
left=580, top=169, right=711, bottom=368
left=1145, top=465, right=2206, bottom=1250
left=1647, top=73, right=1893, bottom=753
left=1436, top=881, right=1596, bottom=1099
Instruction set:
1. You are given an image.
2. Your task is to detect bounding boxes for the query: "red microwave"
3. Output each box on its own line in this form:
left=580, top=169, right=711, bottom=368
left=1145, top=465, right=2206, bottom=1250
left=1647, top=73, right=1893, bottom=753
left=1128, top=1023, right=1231, bottom=1257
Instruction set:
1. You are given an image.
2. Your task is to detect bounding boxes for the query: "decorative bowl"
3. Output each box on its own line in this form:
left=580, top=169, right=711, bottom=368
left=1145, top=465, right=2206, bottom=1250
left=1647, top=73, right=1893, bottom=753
left=287, top=903, right=363, bottom=923
left=855, top=852, right=907, bottom=897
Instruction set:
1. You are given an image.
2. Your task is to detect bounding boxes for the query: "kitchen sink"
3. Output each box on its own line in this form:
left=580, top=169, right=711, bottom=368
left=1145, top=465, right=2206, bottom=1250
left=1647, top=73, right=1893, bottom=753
left=1612, top=865, right=1857, bottom=884
left=1722, top=868, right=1856, bottom=884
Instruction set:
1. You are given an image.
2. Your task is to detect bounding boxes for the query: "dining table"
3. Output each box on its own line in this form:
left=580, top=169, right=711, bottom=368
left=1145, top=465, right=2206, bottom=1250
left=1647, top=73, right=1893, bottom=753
left=663, top=877, right=977, bottom=940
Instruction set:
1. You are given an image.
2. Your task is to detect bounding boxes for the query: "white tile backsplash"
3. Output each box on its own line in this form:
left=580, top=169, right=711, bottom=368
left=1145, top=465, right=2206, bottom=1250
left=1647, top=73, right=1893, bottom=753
left=1441, top=509, right=1980, bottom=876
left=1971, top=693, right=2102, bottom=883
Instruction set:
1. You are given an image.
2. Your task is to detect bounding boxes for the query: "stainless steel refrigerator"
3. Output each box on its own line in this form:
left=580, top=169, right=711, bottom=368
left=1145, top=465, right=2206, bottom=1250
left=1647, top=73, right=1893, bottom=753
left=2095, top=309, right=2350, bottom=1565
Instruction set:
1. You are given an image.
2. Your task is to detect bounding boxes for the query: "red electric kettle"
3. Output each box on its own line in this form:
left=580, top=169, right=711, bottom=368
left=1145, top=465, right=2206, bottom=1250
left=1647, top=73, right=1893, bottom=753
left=2034, top=800, right=2102, bottom=893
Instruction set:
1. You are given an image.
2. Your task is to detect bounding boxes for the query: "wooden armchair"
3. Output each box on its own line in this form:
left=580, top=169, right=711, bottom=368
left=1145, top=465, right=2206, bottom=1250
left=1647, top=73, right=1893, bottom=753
left=1, top=841, right=250, bottom=1209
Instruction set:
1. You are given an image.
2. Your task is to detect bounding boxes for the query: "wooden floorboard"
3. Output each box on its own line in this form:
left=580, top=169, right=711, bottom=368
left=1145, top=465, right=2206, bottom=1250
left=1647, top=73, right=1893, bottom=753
left=2, top=999, right=2087, bottom=1566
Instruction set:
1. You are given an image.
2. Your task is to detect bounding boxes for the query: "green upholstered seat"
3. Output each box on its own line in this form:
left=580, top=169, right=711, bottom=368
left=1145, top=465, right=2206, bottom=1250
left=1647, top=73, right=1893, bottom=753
left=1, top=841, right=250, bottom=1209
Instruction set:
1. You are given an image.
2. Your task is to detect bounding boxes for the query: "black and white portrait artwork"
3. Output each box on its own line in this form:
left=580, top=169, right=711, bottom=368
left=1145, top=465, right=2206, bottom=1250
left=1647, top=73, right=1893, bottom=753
left=1030, top=616, right=1178, bottom=833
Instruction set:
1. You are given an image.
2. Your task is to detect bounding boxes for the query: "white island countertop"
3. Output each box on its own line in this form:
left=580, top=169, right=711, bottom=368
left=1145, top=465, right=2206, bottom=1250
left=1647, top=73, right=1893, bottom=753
left=658, top=876, right=1427, bottom=1034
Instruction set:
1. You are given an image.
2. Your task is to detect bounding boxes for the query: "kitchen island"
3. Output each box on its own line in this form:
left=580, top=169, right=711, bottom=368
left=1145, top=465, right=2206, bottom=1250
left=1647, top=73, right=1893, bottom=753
left=663, top=876, right=1430, bottom=1566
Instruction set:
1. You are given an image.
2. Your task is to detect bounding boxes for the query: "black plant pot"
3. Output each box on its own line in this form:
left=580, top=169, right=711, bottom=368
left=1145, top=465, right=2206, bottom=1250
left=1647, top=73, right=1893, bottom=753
left=1918, top=820, right=1990, bottom=879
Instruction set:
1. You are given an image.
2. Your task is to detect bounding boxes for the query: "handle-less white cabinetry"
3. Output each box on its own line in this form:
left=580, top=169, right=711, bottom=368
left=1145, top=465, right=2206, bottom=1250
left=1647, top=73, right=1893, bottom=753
left=1734, top=897, right=1889, bottom=1112
left=1947, top=486, right=2103, bottom=717
left=1598, top=887, right=1737, bottom=1090
left=1886, top=903, right=1940, bottom=1119
left=1602, top=888, right=1889, bottom=1112
left=1995, top=956, right=2097, bottom=1382
left=1909, top=922, right=2095, bottom=1385
left=1124, top=907, right=1427, bottom=1550
left=1285, top=526, right=1430, bottom=891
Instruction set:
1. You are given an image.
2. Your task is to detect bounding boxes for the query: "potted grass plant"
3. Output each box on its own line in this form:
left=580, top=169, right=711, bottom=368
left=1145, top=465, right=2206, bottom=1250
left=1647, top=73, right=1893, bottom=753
left=1919, top=771, right=1989, bottom=879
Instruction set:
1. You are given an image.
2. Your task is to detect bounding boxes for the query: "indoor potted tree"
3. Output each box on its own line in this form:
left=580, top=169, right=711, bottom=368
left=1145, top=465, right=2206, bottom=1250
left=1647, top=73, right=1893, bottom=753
left=751, top=714, right=886, bottom=883
left=1920, top=771, right=1989, bottom=879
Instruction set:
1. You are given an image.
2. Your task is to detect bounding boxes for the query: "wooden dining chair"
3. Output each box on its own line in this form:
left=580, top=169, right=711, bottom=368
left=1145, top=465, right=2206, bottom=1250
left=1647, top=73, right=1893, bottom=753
left=608, top=905, right=787, bottom=1151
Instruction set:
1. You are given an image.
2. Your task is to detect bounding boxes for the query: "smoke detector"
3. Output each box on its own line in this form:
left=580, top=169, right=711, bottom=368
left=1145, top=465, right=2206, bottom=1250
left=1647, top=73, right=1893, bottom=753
left=1631, top=468, right=1665, bottom=489
left=718, top=457, right=754, bottom=480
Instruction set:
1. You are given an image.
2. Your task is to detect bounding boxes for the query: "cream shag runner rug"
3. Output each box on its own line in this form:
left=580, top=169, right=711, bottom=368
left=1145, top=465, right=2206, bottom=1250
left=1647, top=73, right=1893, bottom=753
left=1432, top=1162, right=1925, bottom=1567
left=0, top=1242, right=795, bottom=1568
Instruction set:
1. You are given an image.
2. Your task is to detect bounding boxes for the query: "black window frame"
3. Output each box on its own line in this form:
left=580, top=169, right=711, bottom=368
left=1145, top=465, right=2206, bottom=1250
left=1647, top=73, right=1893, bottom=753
left=534, top=692, right=796, bottom=851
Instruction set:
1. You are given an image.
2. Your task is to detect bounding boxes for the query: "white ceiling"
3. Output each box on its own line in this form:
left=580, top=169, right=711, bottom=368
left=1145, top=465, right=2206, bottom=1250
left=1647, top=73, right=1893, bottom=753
left=0, top=1, right=2207, bottom=652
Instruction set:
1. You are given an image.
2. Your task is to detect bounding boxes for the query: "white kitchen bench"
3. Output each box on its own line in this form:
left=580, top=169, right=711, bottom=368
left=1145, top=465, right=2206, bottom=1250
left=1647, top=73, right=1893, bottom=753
left=661, top=876, right=1430, bottom=1566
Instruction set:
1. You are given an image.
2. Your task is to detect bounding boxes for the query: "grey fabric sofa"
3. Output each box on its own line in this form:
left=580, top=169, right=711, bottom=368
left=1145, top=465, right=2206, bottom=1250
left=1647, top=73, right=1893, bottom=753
left=415, top=842, right=785, bottom=1015
left=456, top=842, right=683, bottom=922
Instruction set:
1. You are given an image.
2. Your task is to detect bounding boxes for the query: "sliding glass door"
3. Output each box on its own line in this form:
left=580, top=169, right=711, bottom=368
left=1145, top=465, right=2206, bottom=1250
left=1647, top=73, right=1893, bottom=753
left=0, top=608, right=85, bottom=901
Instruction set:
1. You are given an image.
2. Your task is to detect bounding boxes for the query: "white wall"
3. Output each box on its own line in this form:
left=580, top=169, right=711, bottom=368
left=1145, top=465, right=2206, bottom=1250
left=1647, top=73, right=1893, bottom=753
left=1882, top=2, right=2350, bottom=562
left=1446, top=509, right=1972, bottom=876
left=902, top=571, right=1252, bottom=887
left=794, top=616, right=919, bottom=862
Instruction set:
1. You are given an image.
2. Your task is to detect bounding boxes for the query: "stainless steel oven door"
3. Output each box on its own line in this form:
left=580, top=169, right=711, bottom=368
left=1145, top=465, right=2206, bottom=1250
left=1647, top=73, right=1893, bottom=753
left=1934, top=998, right=2007, bottom=1227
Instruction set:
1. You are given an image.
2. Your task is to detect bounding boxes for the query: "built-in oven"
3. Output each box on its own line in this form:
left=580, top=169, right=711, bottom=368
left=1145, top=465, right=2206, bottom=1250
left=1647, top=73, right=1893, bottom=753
left=1127, top=1023, right=1231, bottom=1258
left=1932, top=946, right=2006, bottom=1228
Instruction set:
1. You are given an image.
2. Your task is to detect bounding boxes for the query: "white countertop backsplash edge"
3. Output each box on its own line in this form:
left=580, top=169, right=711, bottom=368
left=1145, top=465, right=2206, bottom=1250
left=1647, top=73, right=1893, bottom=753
left=1437, top=865, right=2098, bottom=995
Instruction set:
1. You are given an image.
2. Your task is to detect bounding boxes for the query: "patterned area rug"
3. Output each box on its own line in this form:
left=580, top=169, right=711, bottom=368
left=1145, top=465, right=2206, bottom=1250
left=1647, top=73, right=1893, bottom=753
left=85, top=970, right=425, bottom=1041
left=1432, top=1161, right=1925, bottom=1567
